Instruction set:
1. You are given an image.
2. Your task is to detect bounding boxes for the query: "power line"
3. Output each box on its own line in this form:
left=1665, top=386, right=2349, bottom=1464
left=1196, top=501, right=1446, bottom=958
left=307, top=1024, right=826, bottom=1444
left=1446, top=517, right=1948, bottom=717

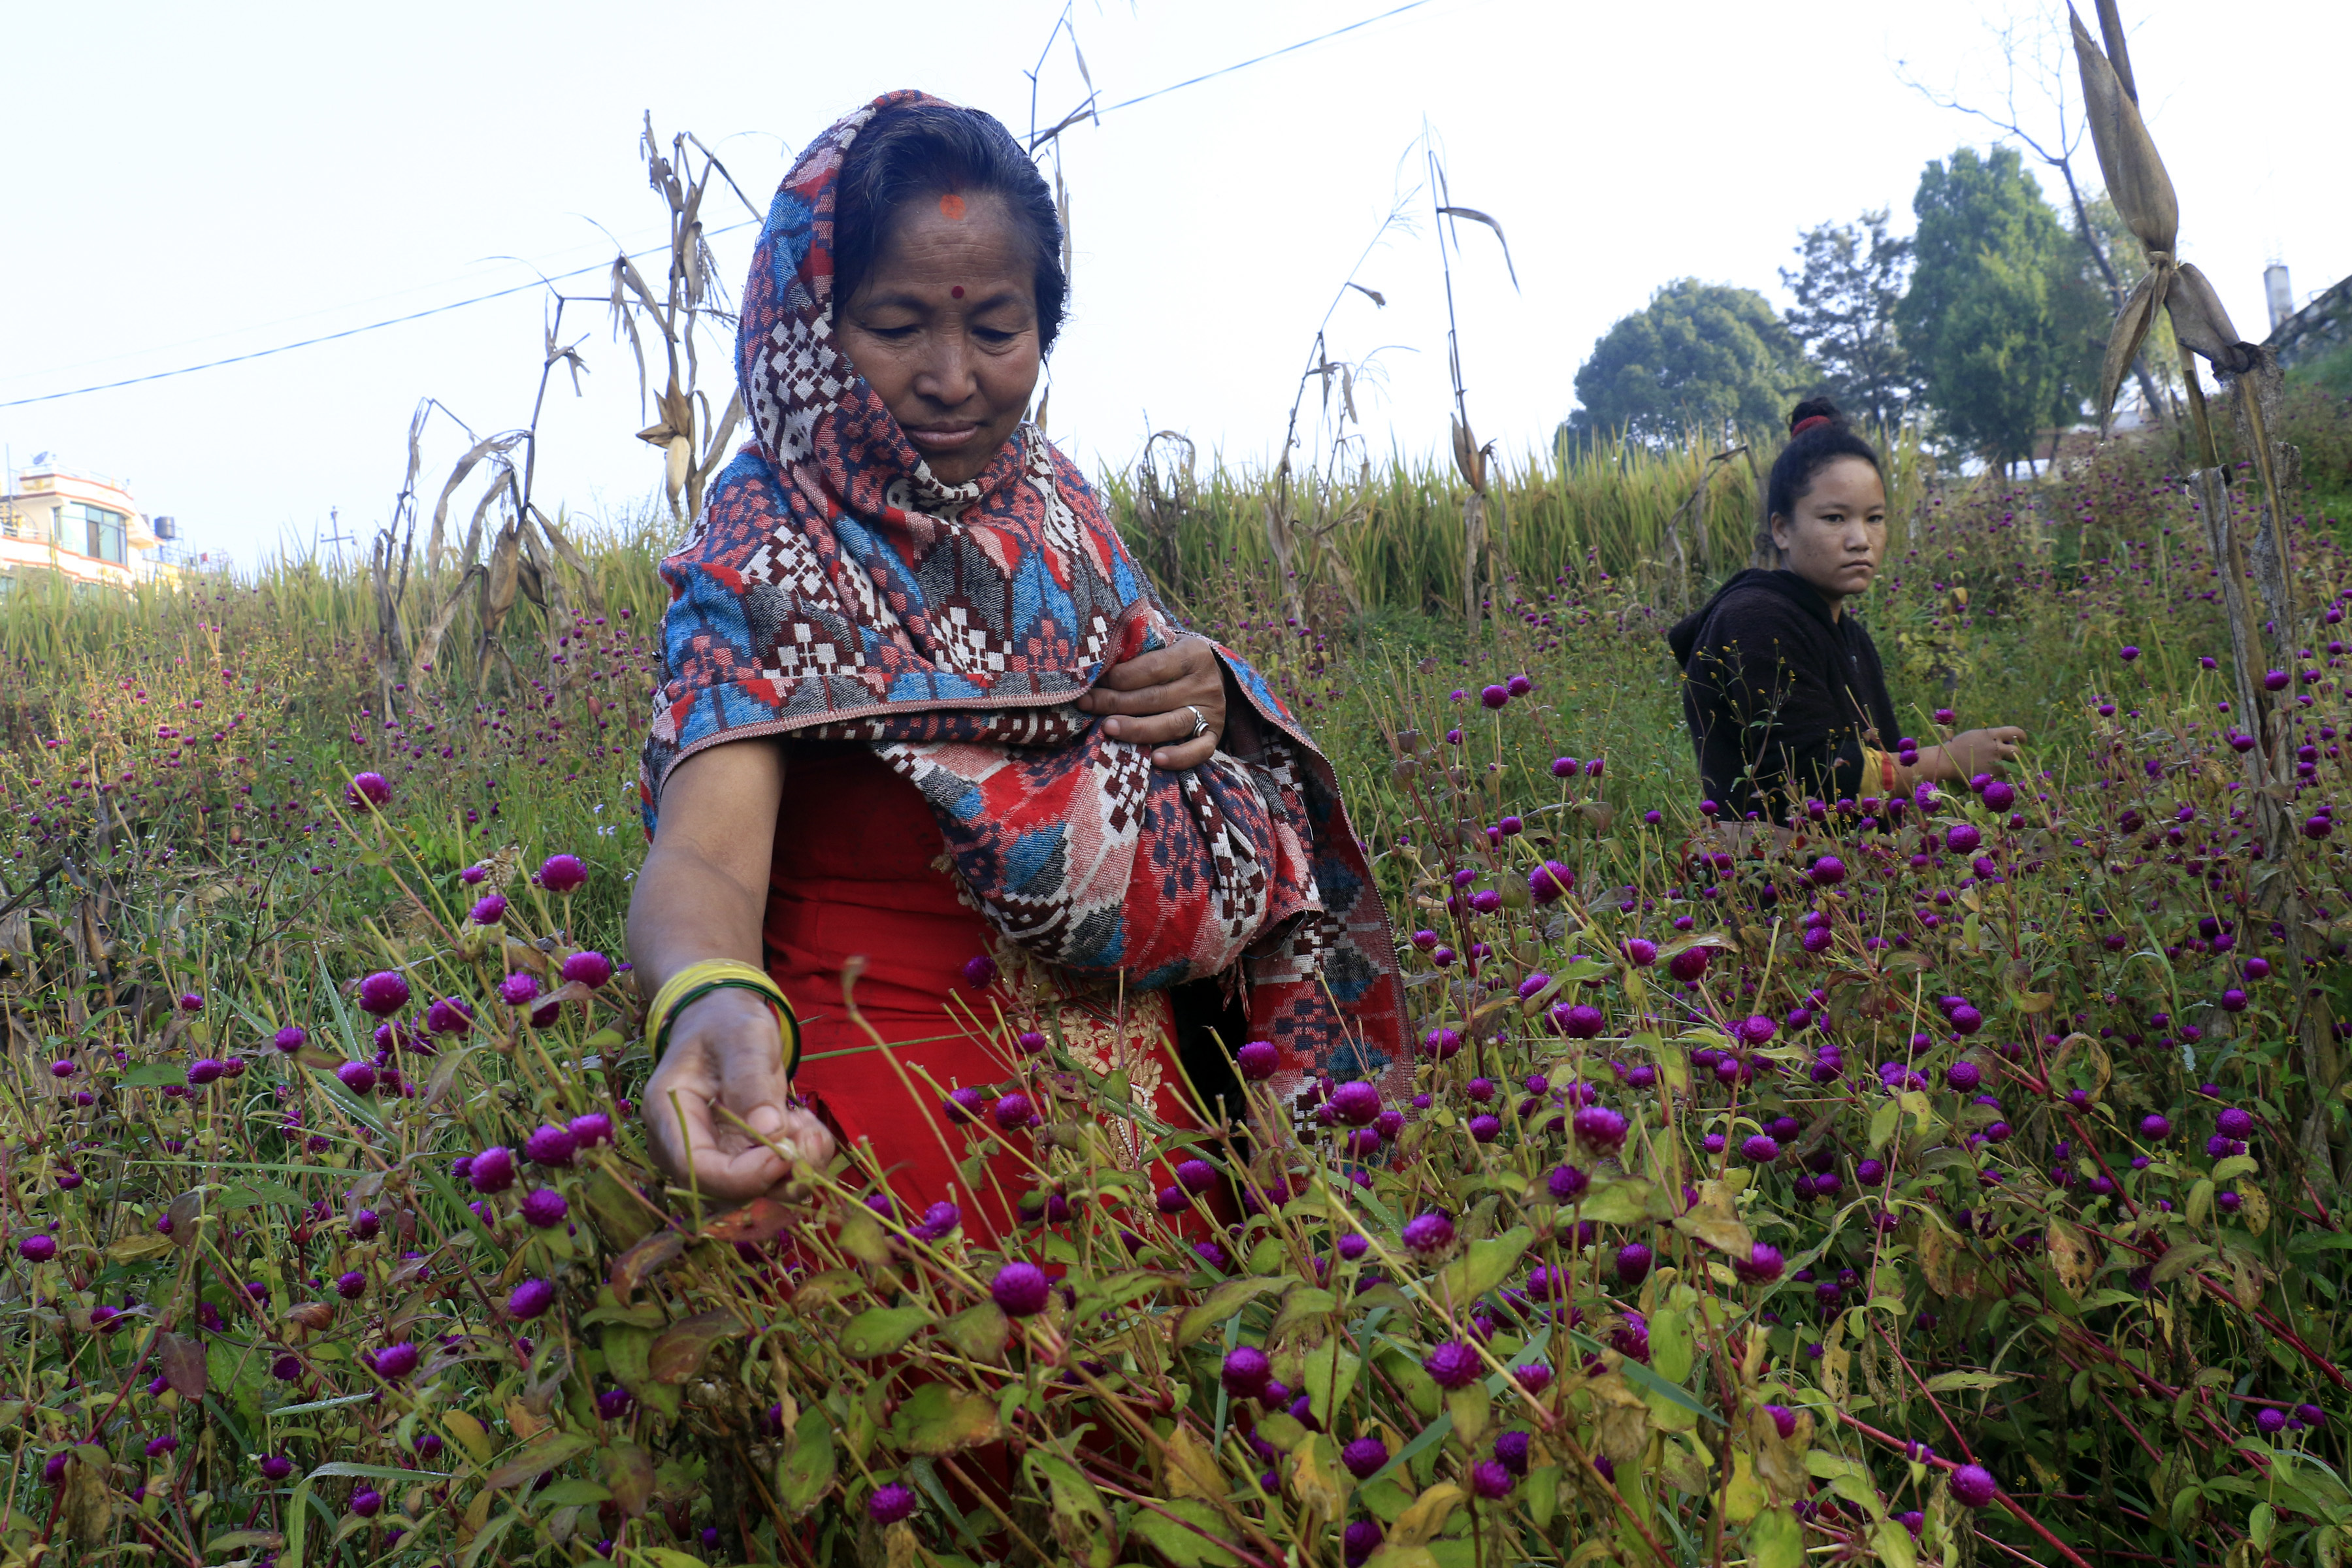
left=0, top=0, right=1448, bottom=412
left=1094, top=0, right=1437, bottom=115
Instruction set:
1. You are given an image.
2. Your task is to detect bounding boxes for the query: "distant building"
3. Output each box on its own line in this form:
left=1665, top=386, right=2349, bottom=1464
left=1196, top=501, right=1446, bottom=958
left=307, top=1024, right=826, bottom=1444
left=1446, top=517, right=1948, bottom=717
left=0, top=456, right=183, bottom=591
left=2266, top=267, right=2352, bottom=373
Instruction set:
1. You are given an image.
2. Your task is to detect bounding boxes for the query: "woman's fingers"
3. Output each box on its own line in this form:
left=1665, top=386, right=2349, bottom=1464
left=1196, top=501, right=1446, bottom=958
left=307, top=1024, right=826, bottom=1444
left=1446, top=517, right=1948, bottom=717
left=644, top=992, right=808, bottom=1201
left=1100, top=706, right=1211, bottom=747
left=1149, top=733, right=1220, bottom=771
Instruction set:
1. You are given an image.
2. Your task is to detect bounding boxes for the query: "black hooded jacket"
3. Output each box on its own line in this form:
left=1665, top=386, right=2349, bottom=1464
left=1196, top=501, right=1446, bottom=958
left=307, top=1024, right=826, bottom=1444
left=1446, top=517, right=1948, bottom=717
left=1665, top=568, right=1901, bottom=821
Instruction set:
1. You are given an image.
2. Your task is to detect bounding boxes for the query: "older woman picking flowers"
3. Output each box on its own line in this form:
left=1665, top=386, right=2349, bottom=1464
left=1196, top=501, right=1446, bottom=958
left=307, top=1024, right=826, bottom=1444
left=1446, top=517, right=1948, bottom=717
left=627, top=93, right=1404, bottom=1236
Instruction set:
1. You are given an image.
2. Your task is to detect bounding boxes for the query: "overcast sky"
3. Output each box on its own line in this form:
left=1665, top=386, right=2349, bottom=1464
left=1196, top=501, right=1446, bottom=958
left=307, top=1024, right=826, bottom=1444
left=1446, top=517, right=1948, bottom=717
left=1, top=0, right=2343, bottom=568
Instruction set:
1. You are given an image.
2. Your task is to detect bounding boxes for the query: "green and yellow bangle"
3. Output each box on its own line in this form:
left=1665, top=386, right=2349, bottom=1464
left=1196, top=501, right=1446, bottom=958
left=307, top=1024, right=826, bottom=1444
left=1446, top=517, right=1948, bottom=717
left=644, top=959, right=800, bottom=1078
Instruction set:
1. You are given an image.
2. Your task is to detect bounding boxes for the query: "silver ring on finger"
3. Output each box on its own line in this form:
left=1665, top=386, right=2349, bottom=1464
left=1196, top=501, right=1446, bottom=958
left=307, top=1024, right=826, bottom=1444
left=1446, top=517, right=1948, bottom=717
left=1183, top=705, right=1210, bottom=741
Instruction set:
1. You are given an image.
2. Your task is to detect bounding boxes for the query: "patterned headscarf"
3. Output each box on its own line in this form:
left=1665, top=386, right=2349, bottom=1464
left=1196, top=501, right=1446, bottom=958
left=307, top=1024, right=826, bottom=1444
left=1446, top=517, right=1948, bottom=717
left=638, top=91, right=1405, bottom=1092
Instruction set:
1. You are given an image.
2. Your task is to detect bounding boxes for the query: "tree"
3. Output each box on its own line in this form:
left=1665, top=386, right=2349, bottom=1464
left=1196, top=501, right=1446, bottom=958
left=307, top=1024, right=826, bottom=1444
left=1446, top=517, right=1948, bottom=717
left=1566, top=280, right=1805, bottom=447
left=1780, top=210, right=1921, bottom=433
left=1899, top=146, right=2102, bottom=466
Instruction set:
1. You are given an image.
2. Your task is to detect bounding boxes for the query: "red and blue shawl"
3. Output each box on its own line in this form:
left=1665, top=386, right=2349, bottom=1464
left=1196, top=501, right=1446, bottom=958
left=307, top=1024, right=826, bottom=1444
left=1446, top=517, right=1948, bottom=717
left=638, top=91, right=1406, bottom=1094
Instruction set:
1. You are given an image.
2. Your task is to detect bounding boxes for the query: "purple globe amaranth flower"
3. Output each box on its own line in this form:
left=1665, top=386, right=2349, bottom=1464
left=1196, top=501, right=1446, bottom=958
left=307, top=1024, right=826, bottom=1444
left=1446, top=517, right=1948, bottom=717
left=2306, top=815, right=2335, bottom=841
left=1944, top=823, right=1982, bottom=855
left=1468, top=889, right=1503, bottom=915
left=1330, top=1081, right=1380, bottom=1126
left=1946, top=1059, right=1982, bottom=1092
left=2255, top=1405, right=2288, bottom=1435
left=2141, top=1114, right=2172, bottom=1139
left=2266, top=668, right=2291, bottom=691
left=520, top=1188, right=569, bottom=1228
left=1177, top=1159, right=1218, bottom=1193
left=596, top=1388, right=635, bottom=1420
left=1341, top=1436, right=1390, bottom=1478
left=350, top=1486, right=384, bottom=1518
left=1667, top=945, right=1712, bottom=982
left=335, top=1060, right=378, bottom=1096
left=1529, top=860, right=1575, bottom=905
left=350, top=1208, right=382, bottom=1240
left=1422, top=1026, right=1463, bottom=1059
left=915, top=1201, right=961, bottom=1240
left=1948, top=1004, right=1984, bottom=1036
left=868, top=1482, right=917, bottom=1524
left=1469, top=1113, right=1502, bottom=1143
left=260, top=1454, right=293, bottom=1481
left=1425, top=1339, right=1482, bottom=1390
left=1624, top=937, right=1657, bottom=967
left=507, top=1279, right=555, bottom=1320
left=1810, top=854, right=1846, bottom=885
left=50, top=1058, right=76, bottom=1079
left=370, top=1342, right=419, bottom=1379
left=1741, top=1134, right=1780, bottom=1164
left=273, top=1024, right=308, bottom=1054
left=563, top=951, right=614, bottom=989
left=1982, top=779, right=2016, bottom=811
left=1221, top=1345, right=1272, bottom=1398
left=1471, top=1459, right=1514, bottom=1499
left=1343, top=1520, right=1384, bottom=1568
left=1402, top=1211, right=1456, bottom=1254
left=961, top=955, right=999, bottom=989
left=356, top=971, right=410, bottom=1017
left=468, top=893, right=508, bottom=925
left=1337, top=1233, right=1371, bottom=1262
left=992, top=1092, right=1033, bottom=1132
left=335, top=1270, right=366, bottom=1299
left=1573, top=1105, right=1628, bottom=1152
left=348, top=771, right=391, bottom=809
left=537, top=853, right=588, bottom=892
left=497, top=972, right=542, bottom=1007
left=1236, top=1040, right=1279, bottom=1080
left=1479, top=683, right=1510, bottom=710
left=1763, top=1403, right=1798, bottom=1439
left=943, top=1086, right=986, bottom=1124
left=1554, top=1002, right=1606, bottom=1039
left=2119, top=644, right=2140, bottom=662
left=990, top=1262, right=1051, bottom=1318
left=1494, top=1431, right=1532, bottom=1475
left=186, top=1057, right=226, bottom=1086
left=1617, top=1241, right=1654, bottom=1287
left=468, top=1146, right=516, bottom=1194
left=425, top=996, right=474, bottom=1036
left=1949, top=1463, right=1999, bottom=1508
left=1733, top=1243, right=1785, bottom=1284
left=2217, top=1107, right=2256, bottom=1139
left=569, top=1111, right=613, bottom=1147
left=1548, top=1164, right=1590, bottom=1202
left=523, top=1124, right=578, bottom=1167
left=2220, top=988, right=2249, bottom=1013
left=18, top=1234, right=57, bottom=1263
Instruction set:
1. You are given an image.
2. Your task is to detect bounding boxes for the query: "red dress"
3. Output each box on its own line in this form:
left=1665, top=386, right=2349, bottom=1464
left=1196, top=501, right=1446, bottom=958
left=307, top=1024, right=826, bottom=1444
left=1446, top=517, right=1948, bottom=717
left=764, top=743, right=1207, bottom=1244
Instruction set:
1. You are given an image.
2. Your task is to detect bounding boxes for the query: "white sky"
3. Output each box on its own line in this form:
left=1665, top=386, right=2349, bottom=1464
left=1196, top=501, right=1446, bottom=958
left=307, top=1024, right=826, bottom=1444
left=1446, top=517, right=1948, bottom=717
left=1, top=0, right=2344, bottom=568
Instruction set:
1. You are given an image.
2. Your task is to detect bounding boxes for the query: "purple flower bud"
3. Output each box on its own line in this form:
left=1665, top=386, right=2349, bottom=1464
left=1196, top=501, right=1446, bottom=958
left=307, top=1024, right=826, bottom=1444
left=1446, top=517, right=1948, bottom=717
left=468, top=1146, right=515, bottom=1194
left=425, top=996, right=474, bottom=1036
left=348, top=772, right=391, bottom=809
left=521, top=1188, right=569, bottom=1228
left=1341, top=1436, right=1390, bottom=1478
left=2266, top=668, right=2291, bottom=691
left=1733, top=1243, right=1785, bottom=1284
left=469, top=894, right=508, bottom=925
left=1740, top=1134, right=1780, bottom=1164
left=1471, top=1459, right=1514, bottom=1499
left=273, top=1025, right=308, bottom=1054
left=1810, top=855, right=1846, bottom=885
left=2140, top=1114, right=2171, bottom=1139
left=1617, top=1242, right=1654, bottom=1286
left=350, top=1208, right=381, bottom=1241
left=1426, top=1339, right=1482, bottom=1390
left=1946, top=1060, right=1982, bottom=1092
left=569, top=1111, right=613, bottom=1147
left=498, top=971, right=542, bottom=1007
left=1330, top=1082, right=1380, bottom=1126
left=507, top=1278, right=555, bottom=1320
left=1950, top=1463, right=1999, bottom=1508
left=1529, top=860, right=1575, bottom=904
left=992, top=1092, right=1033, bottom=1131
left=961, top=955, right=999, bottom=989
left=523, top=1124, right=578, bottom=1167
left=1236, top=1040, right=1279, bottom=1080
left=1573, top=1105, right=1627, bottom=1152
left=1343, top=1520, right=1384, bottom=1567
left=990, top=1262, right=1051, bottom=1317
left=1763, top=1403, right=1797, bottom=1439
left=335, top=1060, right=377, bottom=1095
left=335, top=1270, right=365, bottom=1299
left=1624, top=938, right=1657, bottom=967
left=18, top=1234, right=57, bottom=1263
left=350, top=1486, right=383, bottom=1518
left=370, top=1342, right=418, bottom=1379
left=1554, top=1003, right=1606, bottom=1039
left=261, top=1455, right=293, bottom=1481
left=537, top=853, right=588, bottom=892
left=1221, top=1345, right=1272, bottom=1398
left=356, top=970, right=410, bottom=1016
left=1480, top=684, right=1509, bottom=710
left=868, top=1482, right=917, bottom=1525
left=186, top=1057, right=225, bottom=1086
left=2220, top=988, right=2249, bottom=1013
left=1944, top=823, right=1982, bottom=855
left=2217, top=1107, right=2256, bottom=1139
left=1402, top=1212, right=1456, bottom=1254
left=1548, top=1164, right=1590, bottom=1202
left=563, top=951, right=613, bottom=989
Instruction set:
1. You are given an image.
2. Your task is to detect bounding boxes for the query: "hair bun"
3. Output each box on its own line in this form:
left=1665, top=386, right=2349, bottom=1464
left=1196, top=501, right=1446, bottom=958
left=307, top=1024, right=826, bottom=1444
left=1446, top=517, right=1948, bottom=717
left=1788, top=397, right=1841, bottom=436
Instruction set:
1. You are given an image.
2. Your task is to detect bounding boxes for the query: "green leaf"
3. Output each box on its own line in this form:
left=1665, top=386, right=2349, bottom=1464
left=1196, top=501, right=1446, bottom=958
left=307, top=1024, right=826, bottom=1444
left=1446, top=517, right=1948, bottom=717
left=2212, top=1154, right=2257, bottom=1184
left=1576, top=1181, right=1672, bottom=1226
left=1254, top=1412, right=1307, bottom=1452
left=1303, top=1339, right=1364, bottom=1428
left=2151, top=1243, right=2213, bottom=1284
left=1923, top=1371, right=2017, bottom=1393
left=483, top=1433, right=592, bottom=1491
left=839, top=1305, right=932, bottom=1360
left=458, top=1509, right=520, bottom=1568
left=1648, top=1307, right=1693, bottom=1384
left=1871, top=1518, right=1919, bottom=1568
left=1869, top=1100, right=1901, bottom=1151
left=533, top=1478, right=611, bottom=1507
left=890, top=1382, right=1002, bottom=1455
left=1176, top=1277, right=1284, bottom=1348
left=940, top=1302, right=1010, bottom=1360
left=1749, top=1507, right=1805, bottom=1568
left=1435, top=1226, right=1533, bottom=1304
left=306, top=1461, right=454, bottom=1482
left=1027, top=1452, right=1115, bottom=1568
left=1129, top=1499, right=1240, bottom=1567
left=649, top=1309, right=740, bottom=1382
left=1269, top=1286, right=1341, bottom=1341
left=2186, top=1178, right=2215, bottom=1227
left=775, top=1407, right=835, bottom=1517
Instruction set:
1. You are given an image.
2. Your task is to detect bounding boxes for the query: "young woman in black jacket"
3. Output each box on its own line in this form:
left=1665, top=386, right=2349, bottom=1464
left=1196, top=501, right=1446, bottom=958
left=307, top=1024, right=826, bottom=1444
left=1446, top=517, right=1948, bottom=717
left=1667, top=400, right=2023, bottom=823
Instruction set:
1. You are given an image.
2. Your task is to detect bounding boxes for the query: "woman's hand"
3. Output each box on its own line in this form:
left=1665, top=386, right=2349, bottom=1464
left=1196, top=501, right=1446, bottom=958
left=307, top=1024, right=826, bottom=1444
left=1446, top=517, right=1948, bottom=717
left=1924, top=726, right=2027, bottom=783
left=642, top=988, right=834, bottom=1201
left=1077, top=634, right=1230, bottom=769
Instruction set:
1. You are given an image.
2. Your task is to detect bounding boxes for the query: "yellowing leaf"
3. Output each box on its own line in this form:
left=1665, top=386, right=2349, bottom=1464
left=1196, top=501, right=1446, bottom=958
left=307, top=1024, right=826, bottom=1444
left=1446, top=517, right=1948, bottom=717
left=442, top=1410, right=493, bottom=1465
left=1388, top=1482, right=1464, bottom=1548
left=1750, top=1507, right=1805, bottom=1568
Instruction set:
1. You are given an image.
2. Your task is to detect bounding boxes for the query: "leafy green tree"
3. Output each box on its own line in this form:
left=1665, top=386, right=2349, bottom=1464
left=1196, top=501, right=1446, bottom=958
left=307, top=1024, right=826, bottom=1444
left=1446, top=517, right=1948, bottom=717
left=1781, top=210, right=1921, bottom=433
left=1899, top=146, right=2104, bottom=465
left=1565, top=280, right=1805, bottom=447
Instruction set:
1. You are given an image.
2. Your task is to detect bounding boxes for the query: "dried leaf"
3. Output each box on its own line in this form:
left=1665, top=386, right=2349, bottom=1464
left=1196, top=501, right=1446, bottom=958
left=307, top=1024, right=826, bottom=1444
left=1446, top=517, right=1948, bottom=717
left=2167, top=263, right=2258, bottom=372
left=2096, top=269, right=2163, bottom=428
left=2071, top=7, right=2177, bottom=254
left=483, top=1431, right=591, bottom=1491
left=608, top=1229, right=685, bottom=1300
left=157, top=1331, right=206, bottom=1397
left=2047, top=1218, right=2096, bottom=1298
left=648, top=1309, right=740, bottom=1382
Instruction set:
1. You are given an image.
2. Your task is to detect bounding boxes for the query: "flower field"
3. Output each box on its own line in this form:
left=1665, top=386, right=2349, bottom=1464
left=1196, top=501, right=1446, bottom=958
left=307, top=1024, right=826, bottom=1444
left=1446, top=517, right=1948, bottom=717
left=7, top=404, right=2352, bottom=1568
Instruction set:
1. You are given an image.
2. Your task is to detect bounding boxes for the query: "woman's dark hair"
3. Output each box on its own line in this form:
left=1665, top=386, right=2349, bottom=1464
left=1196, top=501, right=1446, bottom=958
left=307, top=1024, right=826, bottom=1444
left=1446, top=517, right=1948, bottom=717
left=1754, top=397, right=1884, bottom=566
left=834, top=102, right=1069, bottom=354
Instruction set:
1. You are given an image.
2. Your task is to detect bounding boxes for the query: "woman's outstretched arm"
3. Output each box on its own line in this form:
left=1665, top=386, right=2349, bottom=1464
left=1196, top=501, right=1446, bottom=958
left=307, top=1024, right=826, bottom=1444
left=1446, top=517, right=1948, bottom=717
left=629, top=742, right=835, bottom=1200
